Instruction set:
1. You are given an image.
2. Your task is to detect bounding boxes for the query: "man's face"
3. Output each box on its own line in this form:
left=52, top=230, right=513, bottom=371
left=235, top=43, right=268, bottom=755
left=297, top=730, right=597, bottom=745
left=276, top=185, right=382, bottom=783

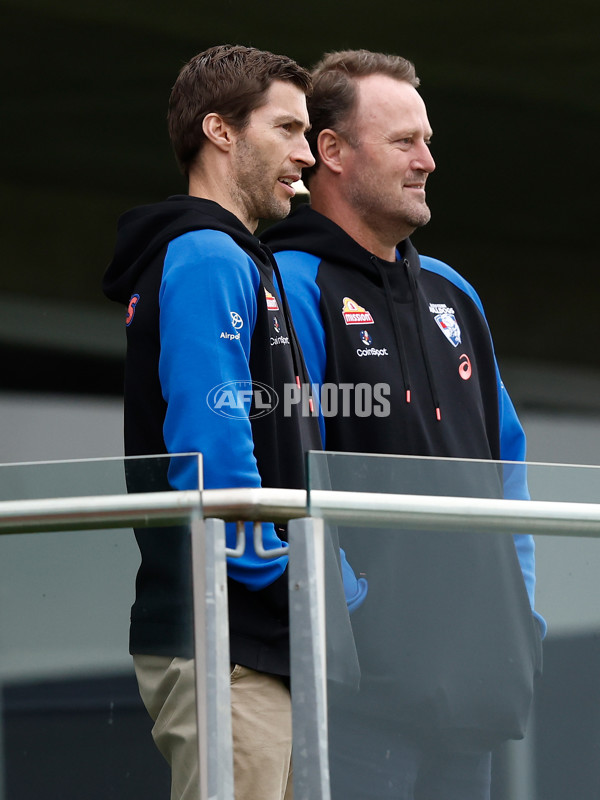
left=229, top=80, right=315, bottom=230
left=341, top=74, right=436, bottom=243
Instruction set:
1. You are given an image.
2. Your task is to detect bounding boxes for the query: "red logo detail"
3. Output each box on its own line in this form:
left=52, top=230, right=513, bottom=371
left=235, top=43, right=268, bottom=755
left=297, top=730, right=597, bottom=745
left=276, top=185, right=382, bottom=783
left=126, top=294, right=140, bottom=326
left=459, top=353, right=472, bottom=381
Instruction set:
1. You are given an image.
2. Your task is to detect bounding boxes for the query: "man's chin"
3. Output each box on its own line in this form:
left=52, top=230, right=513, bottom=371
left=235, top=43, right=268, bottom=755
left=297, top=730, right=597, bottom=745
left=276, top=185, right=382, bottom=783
left=410, top=206, right=432, bottom=229
left=262, top=199, right=293, bottom=222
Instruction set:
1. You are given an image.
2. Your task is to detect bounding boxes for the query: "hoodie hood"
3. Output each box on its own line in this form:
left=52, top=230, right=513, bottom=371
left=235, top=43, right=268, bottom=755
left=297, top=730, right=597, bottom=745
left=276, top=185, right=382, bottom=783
left=262, top=203, right=422, bottom=280
left=103, top=195, right=267, bottom=304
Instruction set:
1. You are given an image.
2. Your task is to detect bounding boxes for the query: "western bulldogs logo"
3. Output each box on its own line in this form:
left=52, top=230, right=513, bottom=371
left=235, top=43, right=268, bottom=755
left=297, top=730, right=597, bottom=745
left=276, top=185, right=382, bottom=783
left=360, top=330, right=372, bottom=346
left=434, top=312, right=461, bottom=347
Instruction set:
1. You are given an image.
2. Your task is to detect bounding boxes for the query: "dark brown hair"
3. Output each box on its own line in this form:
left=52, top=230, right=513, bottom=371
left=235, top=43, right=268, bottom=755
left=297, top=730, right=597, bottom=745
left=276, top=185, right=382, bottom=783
left=304, top=50, right=420, bottom=185
left=167, top=44, right=312, bottom=176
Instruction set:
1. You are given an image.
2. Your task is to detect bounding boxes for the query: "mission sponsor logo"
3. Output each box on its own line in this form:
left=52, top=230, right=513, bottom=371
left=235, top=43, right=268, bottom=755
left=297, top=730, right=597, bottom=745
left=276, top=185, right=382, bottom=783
left=342, top=296, right=374, bottom=325
left=265, top=289, right=279, bottom=311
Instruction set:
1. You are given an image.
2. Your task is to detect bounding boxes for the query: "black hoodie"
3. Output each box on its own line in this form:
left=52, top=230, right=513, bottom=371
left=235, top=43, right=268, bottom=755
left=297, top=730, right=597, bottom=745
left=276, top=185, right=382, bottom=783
left=263, top=205, right=543, bottom=747
left=103, top=195, right=325, bottom=674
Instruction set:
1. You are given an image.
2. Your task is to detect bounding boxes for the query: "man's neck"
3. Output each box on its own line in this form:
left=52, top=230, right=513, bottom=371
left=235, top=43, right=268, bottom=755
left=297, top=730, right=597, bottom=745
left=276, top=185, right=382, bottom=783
left=310, top=195, right=400, bottom=261
left=188, top=173, right=257, bottom=233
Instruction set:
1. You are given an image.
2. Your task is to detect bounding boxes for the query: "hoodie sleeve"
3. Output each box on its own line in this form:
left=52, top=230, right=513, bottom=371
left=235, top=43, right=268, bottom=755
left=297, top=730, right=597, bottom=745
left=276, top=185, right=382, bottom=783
left=158, top=228, right=288, bottom=590
left=392, top=254, right=545, bottom=632
left=428, top=255, right=544, bottom=632
left=497, top=371, right=547, bottom=636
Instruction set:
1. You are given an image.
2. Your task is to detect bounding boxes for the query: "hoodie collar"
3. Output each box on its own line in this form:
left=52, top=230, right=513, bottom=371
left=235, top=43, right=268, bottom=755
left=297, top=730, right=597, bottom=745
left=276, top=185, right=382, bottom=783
left=263, top=204, right=422, bottom=280
left=103, top=195, right=267, bottom=304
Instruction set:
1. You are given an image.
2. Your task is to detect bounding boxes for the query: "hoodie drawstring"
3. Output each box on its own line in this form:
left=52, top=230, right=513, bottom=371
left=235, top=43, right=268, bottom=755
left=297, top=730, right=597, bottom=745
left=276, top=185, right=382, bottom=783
left=371, top=255, right=442, bottom=422
left=371, top=256, right=413, bottom=406
left=405, top=260, right=442, bottom=421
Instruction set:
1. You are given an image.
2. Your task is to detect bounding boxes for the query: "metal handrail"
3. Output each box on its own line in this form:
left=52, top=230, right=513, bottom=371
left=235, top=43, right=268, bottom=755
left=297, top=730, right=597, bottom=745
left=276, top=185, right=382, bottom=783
left=0, top=488, right=307, bottom=535
left=310, top=491, right=600, bottom=537
left=1, top=486, right=600, bottom=538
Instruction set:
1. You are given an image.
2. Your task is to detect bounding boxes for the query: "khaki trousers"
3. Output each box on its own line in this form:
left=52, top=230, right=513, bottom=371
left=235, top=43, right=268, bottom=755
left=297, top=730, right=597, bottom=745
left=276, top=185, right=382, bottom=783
left=133, top=655, right=293, bottom=800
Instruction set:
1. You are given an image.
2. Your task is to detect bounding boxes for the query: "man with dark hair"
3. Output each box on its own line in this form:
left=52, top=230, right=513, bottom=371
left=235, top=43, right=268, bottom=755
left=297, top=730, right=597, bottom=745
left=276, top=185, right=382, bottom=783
left=263, top=49, right=545, bottom=800
left=103, top=44, right=363, bottom=800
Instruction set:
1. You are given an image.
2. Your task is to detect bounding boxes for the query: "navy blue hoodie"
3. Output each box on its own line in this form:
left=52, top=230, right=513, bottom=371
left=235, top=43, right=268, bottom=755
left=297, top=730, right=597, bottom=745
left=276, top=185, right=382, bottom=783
left=103, top=195, right=326, bottom=675
left=263, top=205, right=544, bottom=747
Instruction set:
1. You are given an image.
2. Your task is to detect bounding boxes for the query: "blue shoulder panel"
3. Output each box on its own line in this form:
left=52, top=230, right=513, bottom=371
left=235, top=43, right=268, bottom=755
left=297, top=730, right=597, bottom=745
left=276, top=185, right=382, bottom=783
left=420, top=255, right=487, bottom=315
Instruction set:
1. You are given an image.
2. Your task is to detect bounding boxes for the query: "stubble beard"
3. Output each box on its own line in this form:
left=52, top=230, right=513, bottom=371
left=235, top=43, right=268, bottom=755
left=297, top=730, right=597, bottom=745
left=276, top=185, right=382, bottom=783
left=348, top=179, right=432, bottom=243
left=404, top=199, right=432, bottom=230
left=231, top=140, right=291, bottom=224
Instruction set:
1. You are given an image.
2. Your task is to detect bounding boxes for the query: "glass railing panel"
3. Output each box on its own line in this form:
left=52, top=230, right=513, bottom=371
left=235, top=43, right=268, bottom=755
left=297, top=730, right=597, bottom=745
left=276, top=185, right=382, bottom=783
left=307, top=450, right=600, bottom=502
left=305, top=452, right=600, bottom=800
left=0, top=452, right=202, bottom=500
left=0, top=454, right=202, bottom=800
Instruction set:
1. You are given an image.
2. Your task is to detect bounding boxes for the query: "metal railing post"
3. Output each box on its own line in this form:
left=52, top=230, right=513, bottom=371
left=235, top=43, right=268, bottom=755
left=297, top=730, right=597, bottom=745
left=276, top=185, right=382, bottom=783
left=191, top=516, right=234, bottom=800
left=288, top=517, right=331, bottom=800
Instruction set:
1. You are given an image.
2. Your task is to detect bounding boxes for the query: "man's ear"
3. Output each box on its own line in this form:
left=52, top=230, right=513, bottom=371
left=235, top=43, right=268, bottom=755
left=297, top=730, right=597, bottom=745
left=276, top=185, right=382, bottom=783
left=202, top=113, right=233, bottom=152
left=316, top=129, right=345, bottom=175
